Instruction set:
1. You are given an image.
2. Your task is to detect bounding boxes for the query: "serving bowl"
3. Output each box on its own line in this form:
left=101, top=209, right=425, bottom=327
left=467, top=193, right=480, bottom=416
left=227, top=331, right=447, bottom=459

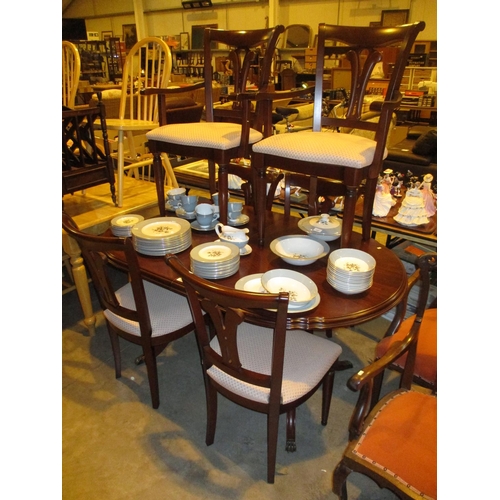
left=270, top=235, right=330, bottom=266
left=260, top=269, right=318, bottom=307
left=297, top=214, right=342, bottom=242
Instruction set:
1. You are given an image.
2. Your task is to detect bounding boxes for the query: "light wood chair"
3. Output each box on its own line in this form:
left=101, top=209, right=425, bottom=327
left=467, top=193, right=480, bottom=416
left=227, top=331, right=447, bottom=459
left=166, top=253, right=344, bottom=483
left=62, top=41, right=81, bottom=108
left=332, top=253, right=437, bottom=500
left=251, top=22, right=425, bottom=248
left=144, top=26, right=285, bottom=224
left=104, top=37, right=178, bottom=207
left=62, top=213, right=195, bottom=409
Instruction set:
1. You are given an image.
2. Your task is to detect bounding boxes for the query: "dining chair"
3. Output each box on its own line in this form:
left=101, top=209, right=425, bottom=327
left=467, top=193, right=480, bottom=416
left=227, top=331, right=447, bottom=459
left=144, top=26, right=285, bottom=225
left=332, top=252, right=437, bottom=500
left=251, top=22, right=425, bottom=247
left=371, top=251, right=437, bottom=402
left=62, top=95, right=117, bottom=206
left=62, top=213, right=195, bottom=409
left=62, top=40, right=81, bottom=108
left=104, top=37, right=175, bottom=207
left=165, top=254, right=344, bottom=483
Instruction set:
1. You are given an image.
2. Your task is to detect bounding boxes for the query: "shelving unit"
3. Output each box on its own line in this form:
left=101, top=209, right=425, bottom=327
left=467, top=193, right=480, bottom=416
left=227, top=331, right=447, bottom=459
left=71, top=40, right=109, bottom=83
left=400, top=66, right=437, bottom=92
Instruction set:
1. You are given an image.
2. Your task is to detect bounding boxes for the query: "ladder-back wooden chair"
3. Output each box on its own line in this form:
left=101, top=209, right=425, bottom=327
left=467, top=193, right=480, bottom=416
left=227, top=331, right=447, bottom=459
left=62, top=96, right=117, bottom=206
left=144, top=26, right=285, bottom=225
left=251, top=22, right=425, bottom=247
left=62, top=41, right=81, bottom=108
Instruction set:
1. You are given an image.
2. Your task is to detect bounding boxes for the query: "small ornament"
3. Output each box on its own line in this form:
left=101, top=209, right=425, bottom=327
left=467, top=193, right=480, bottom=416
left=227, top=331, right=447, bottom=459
left=394, top=181, right=429, bottom=226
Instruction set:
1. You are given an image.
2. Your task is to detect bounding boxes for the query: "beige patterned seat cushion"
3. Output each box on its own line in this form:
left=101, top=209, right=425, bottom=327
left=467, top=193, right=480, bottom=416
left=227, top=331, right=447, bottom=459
left=146, top=122, right=263, bottom=150
left=207, top=325, right=342, bottom=405
left=252, top=130, right=387, bottom=168
left=103, top=281, right=193, bottom=337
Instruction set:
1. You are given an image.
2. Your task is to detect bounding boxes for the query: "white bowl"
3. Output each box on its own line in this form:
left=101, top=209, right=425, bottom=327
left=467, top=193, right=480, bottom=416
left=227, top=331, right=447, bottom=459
left=261, top=269, right=318, bottom=306
left=270, top=235, right=330, bottom=266
left=328, top=249, right=376, bottom=273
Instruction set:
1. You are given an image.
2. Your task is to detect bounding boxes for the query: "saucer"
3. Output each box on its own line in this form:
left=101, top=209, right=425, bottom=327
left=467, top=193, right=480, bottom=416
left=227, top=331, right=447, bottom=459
left=165, top=201, right=181, bottom=212
left=191, top=219, right=218, bottom=231
left=176, top=208, right=196, bottom=220
left=240, top=244, right=252, bottom=256
left=227, top=214, right=250, bottom=227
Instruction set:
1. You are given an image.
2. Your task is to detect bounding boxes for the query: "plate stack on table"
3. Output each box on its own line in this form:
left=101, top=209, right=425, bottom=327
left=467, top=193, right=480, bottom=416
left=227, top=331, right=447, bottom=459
left=110, top=214, right=144, bottom=237
left=190, top=242, right=240, bottom=279
left=131, top=217, right=192, bottom=256
left=298, top=214, right=342, bottom=241
left=327, top=248, right=376, bottom=295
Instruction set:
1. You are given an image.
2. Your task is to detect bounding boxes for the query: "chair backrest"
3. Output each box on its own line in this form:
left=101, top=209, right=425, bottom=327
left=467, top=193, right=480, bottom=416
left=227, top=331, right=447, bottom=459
left=62, top=96, right=116, bottom=200
left=348, top=251, right=437, bottom=438
left=165, top=254, right=290, bottom=402
left=119, top=37, right=172, bottom=122
left=62, top=213, right=152, bottom=338
left=312, top=22, right=425, bottom=174
left=203, top=26, right=285, bottom=134
left=62, top=41, right=81, bottom=108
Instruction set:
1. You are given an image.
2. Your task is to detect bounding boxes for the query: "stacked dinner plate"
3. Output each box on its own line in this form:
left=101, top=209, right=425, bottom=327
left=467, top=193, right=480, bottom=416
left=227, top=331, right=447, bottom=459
left=110, top=214, right=144, bottom=237
left=131, top=217, right=192, bottom=256
left=190, top=241, right=240, bottom=279
left=327, top=248, right=376, bottom=295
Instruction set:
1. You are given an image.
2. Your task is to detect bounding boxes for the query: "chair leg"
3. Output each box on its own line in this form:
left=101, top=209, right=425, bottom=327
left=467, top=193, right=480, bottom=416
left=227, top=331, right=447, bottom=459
left=332, top=460, right=351, bottom=500
left=267, top=408, right=281, bottom=483
left=142, top=346, right=160, bottom=409
left=285, top=408, right=297, bottom=452
left=116, top=130, right=125, bottom=207
left=340, top=186, right=357, bottom=248
left=107, top=329, right=122, bottom=379
left=321, top=368, right=336, bottom=425
left=362, top=177, right=378, bottom=241
left=205, top=380, right=218, bottom=446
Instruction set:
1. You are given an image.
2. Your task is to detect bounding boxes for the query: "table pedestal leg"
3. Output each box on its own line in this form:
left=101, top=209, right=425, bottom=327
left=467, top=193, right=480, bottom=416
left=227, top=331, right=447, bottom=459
left=62, top=231, right=96, bottom=335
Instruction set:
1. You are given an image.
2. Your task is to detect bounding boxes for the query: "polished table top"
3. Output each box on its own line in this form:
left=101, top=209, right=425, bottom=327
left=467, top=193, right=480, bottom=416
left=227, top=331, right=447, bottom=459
left=107, top=207, right=408, bottom=331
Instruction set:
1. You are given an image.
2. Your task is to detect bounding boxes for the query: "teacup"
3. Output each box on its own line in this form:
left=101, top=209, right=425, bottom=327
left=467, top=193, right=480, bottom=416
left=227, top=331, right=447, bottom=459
left=181, top=194, right=198, bottom=213
left=195, top=203, right=218, bottom=227
left=167, top=187, right=186, bottom=208
left=215, top=223, right=249, bottom=241
left=228, top=201, right=243, bottom=221
left=211, top=192, right=219, bottom=206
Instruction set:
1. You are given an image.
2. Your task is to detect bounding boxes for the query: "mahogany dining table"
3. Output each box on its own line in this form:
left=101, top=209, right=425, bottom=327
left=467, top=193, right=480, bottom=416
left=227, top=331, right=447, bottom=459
left=106, top=206, right=408, bottom=332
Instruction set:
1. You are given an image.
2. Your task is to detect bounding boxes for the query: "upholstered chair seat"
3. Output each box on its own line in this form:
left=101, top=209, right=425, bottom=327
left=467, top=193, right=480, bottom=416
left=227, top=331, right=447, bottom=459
left=348, top=389, right=437, bottom=499
left=252, top=130, right=386, bottom=168
left=208, top=325, right=342, bottom=405
left=146, top=122, right=263, bottom=151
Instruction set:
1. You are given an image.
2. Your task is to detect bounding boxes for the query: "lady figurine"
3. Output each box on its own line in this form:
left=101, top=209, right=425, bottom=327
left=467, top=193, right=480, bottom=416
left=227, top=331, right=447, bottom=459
left=420, top=173, right=437, bottom=217
left=372, top=175, right=396, bottom=217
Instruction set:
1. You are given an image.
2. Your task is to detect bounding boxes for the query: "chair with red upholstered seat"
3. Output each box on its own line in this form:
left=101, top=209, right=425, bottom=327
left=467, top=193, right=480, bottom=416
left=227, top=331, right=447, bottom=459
left=371, top=254, right=437, bottom=401
left=332, top=252, right=437, bottom=500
